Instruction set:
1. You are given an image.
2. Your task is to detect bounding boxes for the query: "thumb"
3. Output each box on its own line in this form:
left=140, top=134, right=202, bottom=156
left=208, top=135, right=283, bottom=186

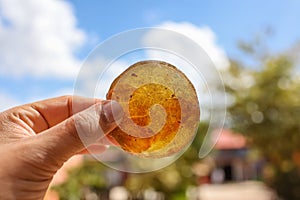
left=36, top=100, right=124, bottom=162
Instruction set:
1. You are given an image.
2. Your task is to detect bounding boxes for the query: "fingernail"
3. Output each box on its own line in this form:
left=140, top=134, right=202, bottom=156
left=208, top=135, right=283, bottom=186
left=102, top=100, right=124, bottom=124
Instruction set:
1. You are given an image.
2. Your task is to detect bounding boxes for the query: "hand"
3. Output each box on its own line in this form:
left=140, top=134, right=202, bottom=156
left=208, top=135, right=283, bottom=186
left=0, top=96, right=123, bottom=200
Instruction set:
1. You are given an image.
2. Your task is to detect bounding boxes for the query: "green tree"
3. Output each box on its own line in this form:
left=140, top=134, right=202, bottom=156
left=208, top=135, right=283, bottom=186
left=225, top=46, right=300, bottom=199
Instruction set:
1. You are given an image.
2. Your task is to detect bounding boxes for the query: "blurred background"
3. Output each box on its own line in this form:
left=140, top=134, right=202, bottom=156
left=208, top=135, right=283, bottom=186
left=1, top=0, right=300, bottom=199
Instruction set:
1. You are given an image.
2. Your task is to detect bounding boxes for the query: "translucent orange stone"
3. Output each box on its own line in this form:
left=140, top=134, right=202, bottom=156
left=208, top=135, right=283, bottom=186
left=106, top=60, right=200, bottom=157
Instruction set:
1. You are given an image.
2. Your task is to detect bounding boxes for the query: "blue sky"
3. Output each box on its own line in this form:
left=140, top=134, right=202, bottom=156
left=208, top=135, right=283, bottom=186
left=70, top=0, right=300, bottom=57
left=0, top=0, right=300, bottom=111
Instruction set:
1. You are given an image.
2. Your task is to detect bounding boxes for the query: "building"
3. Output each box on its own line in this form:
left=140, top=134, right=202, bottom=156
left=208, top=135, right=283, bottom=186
left=210, top=129, right=262, bottom=183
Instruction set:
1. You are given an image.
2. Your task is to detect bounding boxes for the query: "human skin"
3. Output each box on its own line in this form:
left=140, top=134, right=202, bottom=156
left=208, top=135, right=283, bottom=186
left=0, top=96, right=123, bottom=200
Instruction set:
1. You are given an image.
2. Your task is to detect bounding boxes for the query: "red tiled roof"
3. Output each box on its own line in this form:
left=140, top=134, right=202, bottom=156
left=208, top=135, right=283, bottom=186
left=213, top=129, right=247, bottom=150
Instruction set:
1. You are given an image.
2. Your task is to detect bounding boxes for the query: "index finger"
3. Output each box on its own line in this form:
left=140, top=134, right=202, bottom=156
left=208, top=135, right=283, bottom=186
left=10, top=95, right=102, bottom=133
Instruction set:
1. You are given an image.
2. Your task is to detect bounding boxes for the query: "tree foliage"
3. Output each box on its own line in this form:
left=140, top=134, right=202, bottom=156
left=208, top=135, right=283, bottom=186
left=225, top=45, right=300, bottom=199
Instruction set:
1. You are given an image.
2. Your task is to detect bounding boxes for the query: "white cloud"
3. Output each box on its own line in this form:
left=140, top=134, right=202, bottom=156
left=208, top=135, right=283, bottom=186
left=0, top=0, right=86, bottom=79
left=147, top=21, right=229, bottom=71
